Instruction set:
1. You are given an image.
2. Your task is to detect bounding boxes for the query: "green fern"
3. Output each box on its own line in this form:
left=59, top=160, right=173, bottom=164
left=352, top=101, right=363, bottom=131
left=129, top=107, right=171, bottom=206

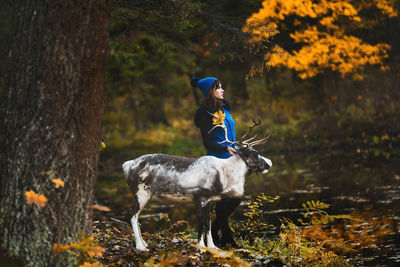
left=299, top=200, right=352, bottom=226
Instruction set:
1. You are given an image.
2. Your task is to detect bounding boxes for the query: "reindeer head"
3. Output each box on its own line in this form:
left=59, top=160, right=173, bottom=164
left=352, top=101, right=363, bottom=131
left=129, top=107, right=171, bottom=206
left=235, top=145, right=272, bottom=174
left=236, top=119, right=272, bottom=174
left=210, top=112, right=272, bottom=174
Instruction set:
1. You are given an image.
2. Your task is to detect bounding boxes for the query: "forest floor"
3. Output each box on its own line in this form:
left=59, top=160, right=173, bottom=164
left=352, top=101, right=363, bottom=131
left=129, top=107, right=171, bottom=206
left=91, top=217, right=284, bottom=266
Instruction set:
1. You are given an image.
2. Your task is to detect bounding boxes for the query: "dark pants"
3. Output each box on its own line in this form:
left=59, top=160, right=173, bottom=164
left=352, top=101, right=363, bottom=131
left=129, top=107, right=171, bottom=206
left=211, top=197, right=242, bottom=247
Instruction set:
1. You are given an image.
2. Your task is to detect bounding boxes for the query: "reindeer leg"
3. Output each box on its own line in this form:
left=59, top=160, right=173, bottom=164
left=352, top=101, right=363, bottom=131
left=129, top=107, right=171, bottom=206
left=221, top=198, right=241, bottom=247
left=213, top=198, right=241, bottom=247
left=196, top=198, right=207, bottom=247
left=204, top=202, right=218, bottom=249
left=196, top=197, right=218, bottom=249
left=130, top=184, right=152, bottom=251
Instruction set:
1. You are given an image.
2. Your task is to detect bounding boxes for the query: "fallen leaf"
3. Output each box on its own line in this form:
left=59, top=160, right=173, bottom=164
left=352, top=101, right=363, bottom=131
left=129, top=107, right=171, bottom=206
left=87, top=246, right=106, bottom=257
left=25, top=190, right=47, bottom=207
left=192, top=244, right=234, bottom=258
left=79, top=262, right=105, bottom=267
left=51, top=178, right=65, bottom=188
left=89, top=204, right=111, bottom=212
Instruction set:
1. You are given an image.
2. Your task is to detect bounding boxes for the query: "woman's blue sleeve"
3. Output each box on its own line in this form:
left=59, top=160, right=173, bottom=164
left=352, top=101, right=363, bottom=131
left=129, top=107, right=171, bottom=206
left=196, top=110, right=228, bottom=153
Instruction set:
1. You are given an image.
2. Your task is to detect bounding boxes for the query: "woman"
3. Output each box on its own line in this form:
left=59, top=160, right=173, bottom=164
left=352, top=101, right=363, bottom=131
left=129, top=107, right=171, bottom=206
left=192, top=77, right=241, bottom=247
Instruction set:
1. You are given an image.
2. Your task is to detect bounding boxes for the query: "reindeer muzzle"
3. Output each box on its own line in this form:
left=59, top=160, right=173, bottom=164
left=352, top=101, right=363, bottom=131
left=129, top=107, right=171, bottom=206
left=261, top=156, right=272, bottom=174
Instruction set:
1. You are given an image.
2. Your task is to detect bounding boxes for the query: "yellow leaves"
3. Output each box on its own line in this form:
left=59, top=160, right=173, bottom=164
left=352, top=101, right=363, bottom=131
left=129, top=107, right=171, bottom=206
left=191, top=244, right=252, bottom=267
left=374, top=0, right=398, bottom=17
left=303, top=200, right=330, bottom=211
left=51, top=178, right=65, bottom=188
left=100, top=141, right=106, bottom=150
left=54, top=235, right=106, bottom=263
left=79, top=262, right=105, bottom=267
left=245, top=0, right=394, bottom=79
left=246, top=0, right=360, bottom=24
left=26, top=172, right=66, bottom=207
left=212, top=110, right=225, bottom=125
left=86, top=246, right=106, bottom=257
left=192, top=244, right=234, bottom=258
left=243, top=18, right=278, bottom=42
left=320, top=16, right=337, bottom=28
left=159, top=213, right=169, bottom=220
left=269, top=29, right=391, bottom=79
left=89, top=204, right=111, bottom=212
left=25, top=190, right=48, bottom=208
left=145, top=253, right=189, bottom=266
left=290, top=26, right=322, bottom=43
left=53, top=243, right=72, bottom=253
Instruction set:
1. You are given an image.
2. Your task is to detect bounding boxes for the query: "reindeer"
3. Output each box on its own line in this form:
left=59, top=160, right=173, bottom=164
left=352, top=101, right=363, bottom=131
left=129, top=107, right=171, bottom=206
left=122, top=117, right=272, bottom=251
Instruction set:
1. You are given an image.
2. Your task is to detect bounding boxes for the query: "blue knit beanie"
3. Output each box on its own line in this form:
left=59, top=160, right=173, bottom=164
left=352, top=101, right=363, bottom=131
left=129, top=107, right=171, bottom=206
left=191, top=77, right=218, bottom=96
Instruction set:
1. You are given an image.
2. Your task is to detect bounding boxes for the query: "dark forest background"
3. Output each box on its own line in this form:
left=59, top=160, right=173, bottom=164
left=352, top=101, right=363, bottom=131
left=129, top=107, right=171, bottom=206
left=1, top=0, right=399, bottom=158
left=104, top=0, right=399, bottom=158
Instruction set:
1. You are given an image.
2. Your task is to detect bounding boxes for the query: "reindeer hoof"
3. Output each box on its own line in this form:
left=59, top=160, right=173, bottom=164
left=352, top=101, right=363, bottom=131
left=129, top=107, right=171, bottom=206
left=136, top=245, right=149, bottom=252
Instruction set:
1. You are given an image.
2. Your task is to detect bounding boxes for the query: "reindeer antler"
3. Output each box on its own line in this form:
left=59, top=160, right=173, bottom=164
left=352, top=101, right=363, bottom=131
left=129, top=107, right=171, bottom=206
left=239, top=113, right=260, bottom=143
left=208, top=111, right=236, bottom=145
left=247, top=134, right=270, bottom=146
left=238, top=114, right=270, bottom=147
left=207, top=112, right=271, bottom=147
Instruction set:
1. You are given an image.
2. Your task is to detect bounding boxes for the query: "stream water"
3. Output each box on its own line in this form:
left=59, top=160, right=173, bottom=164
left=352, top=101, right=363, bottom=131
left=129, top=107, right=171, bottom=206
left=96, top=147, right=400, bottom=266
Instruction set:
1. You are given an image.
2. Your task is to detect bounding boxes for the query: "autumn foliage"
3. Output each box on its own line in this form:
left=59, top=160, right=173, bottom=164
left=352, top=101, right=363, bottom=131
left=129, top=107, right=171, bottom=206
left=25, top=190, right=48, bottom=208
left=245, top=0, right=398, bottom=79
left=53, top=235, right=106, bottom=266
left=51, top=178, right=65, bottom=188
left=24, top=174, right=109, bottom=266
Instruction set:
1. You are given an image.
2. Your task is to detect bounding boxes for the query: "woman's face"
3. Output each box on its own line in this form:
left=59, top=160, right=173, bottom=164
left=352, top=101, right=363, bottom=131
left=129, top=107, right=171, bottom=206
left=213, top=83, right=224, bottom=100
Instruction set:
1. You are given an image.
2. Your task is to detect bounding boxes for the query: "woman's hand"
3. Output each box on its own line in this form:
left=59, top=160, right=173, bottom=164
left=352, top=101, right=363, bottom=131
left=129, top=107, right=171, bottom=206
left=227, top=146, right=237, bottom=156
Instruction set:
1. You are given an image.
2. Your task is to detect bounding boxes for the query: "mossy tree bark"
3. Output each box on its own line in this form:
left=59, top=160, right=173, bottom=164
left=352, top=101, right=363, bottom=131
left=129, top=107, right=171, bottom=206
left=0, top=0, right=110, bottom=266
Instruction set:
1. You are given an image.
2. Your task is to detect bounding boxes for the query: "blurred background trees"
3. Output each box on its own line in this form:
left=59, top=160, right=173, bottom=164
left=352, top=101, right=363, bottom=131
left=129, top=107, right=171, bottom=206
left=1, top=0, right=397, bottom=171
left=240, top=0, right=400, bottom=146
left=103, top=0, right=399, bottom=154
left=103, top=0, right=275, bottom=152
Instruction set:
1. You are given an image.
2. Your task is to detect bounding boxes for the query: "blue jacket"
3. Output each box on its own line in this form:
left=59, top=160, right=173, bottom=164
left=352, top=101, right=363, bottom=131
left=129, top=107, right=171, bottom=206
left=194, top=100, right=236, bottom=159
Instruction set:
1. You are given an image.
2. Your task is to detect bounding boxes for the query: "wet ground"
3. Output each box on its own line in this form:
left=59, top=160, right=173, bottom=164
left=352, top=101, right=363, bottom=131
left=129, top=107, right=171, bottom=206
left=96, top=146, right=400, bottom=266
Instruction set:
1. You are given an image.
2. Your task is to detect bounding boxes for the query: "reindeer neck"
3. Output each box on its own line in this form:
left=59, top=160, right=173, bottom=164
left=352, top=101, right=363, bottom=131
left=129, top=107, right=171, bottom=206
left=223, top=155, right=248, bottom=175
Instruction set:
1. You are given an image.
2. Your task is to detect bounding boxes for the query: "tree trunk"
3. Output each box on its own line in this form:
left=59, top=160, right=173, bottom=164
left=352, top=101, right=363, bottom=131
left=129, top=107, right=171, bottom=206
left=0, top=0, right=110, bottom=266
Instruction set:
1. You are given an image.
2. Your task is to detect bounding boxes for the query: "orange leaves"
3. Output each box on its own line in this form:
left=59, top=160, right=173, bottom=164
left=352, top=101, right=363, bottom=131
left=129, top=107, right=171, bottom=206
left=374, top=0, right=398, bottom=17
left=267, top=29, right=391, bottom=79
left=192, top=244, right=235, bottom=258
left=51, top=178, right=65, bottom=188
left=25, top=172, right=66, bottom=207
left=245, top=0, right=396, bottom=79
left=86, top=245, right=106, bottom=257
left=89, top=204, right=111, bottom=212
left=212, top=110, right=225, bottom=125
left=25, top=190, right=48, bottom=207
left=79, top=262, right=105, bottom=267
left=53, top=243, right=72, bottom=253
left=246, top=0, right=362, bottom=24
left=54, top=235, right=106, bottom=266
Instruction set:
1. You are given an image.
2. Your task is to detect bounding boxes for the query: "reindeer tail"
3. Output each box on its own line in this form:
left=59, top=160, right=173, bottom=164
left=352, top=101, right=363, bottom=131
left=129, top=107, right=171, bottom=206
left=122, top=160, right=134, bottom=177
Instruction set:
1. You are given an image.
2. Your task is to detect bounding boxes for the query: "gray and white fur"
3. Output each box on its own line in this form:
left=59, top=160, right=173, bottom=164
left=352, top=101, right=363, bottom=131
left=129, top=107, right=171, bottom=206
left=122, top=147, right=272, bottom=251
